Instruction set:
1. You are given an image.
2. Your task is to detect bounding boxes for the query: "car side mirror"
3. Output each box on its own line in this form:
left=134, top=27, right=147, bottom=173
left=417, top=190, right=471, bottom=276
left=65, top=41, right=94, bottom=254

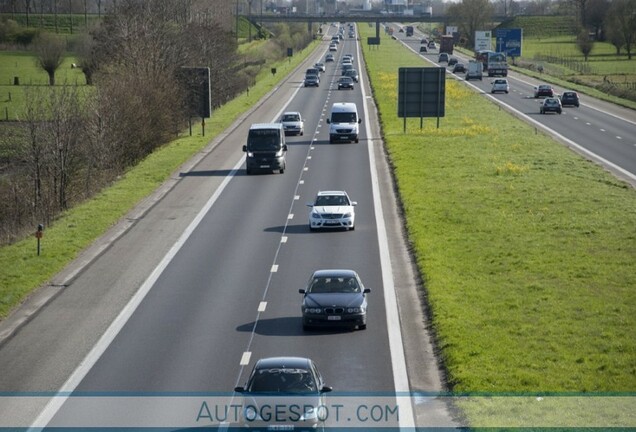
left=321, top=386, right=333, bottom=393
left=306, top=203, right=314, bottom=207
left=351, top=201, right=358, bottom=206
left=283, top=144, right=288, bottom=151
left=234, top=386, right=245, bottom=393
left=299, top=289, right=306, bottom=294
left=363, top=288, right=371, bottom=294
left=358, top=118, right=362, bottom=124
left=326, top=119, right=331, bottom=124
left=242, top=145, right=247, bottom=152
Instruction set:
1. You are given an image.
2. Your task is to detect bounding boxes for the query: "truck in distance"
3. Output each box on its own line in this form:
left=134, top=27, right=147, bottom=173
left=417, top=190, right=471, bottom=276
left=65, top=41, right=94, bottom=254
left=440, top=35, right=454, bottom=55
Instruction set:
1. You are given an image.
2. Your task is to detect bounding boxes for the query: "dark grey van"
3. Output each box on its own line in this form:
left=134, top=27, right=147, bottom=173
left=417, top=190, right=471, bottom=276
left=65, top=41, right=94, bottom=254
left=242, top=123, right=287, bottom=174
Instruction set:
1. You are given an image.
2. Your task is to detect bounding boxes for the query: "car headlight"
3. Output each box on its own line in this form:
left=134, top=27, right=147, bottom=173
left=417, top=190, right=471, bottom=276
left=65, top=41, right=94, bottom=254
left=347, top=307, right=365, bottom=313
left=300, top=405, right=317, bottom=421
left=305, top=307, right=322, bottom=314
left=311, top=211, right=321, bottom=219
left=246, top=151, right=254, bottom=158
left=275, top=149, right=284, bottom=157
left=343, top=212, right=352, bottom=218
left=244, top=406, right=262, bottom=422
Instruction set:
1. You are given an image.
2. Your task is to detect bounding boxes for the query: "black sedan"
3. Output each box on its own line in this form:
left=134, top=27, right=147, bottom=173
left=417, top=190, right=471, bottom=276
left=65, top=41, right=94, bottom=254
left=452, top=63, right=466, bottom=73
left=234, top=357, right=332, bottom=429
left=337, top=76, right=355, bottom=90
left=299, top=269, right=370, bottom=330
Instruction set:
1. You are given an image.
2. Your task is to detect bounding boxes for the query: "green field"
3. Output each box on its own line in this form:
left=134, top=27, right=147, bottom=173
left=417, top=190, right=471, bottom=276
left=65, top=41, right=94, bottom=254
left=0, top=51, right=86, bottom=120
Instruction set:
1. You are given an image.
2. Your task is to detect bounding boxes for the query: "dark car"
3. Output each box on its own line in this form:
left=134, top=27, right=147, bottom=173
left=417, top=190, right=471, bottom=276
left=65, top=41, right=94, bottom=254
left=304, top=74, right=320, bottom=87
left=234, top=357, right=332, bottom=429
left=540, top=97, right=562, bottom=114
left=420, top=38, right=428, bottom=44
left=337, top=76, right=355, bottom=90
left=419, top=46, right=428, bottom=53
left=438, top=53, right=449, bottom=63
left=299, top=269, right=370, bottom=330
left=534, top=84, right=555, bottom=98
left=325, top=54, right=334, bottom=62
left=448, top=57, right=458, bottom=66
left=452, top=63, right=466, bottom=73
left=560, top=91, right=580, bottom=107
left=344, top=68, right=359, bottom=82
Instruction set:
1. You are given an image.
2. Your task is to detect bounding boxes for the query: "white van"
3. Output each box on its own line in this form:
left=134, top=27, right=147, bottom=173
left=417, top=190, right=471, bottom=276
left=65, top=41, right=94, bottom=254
left=466, top=60, right=483, bottom=81
left=327, top=102, right=361, bottom=144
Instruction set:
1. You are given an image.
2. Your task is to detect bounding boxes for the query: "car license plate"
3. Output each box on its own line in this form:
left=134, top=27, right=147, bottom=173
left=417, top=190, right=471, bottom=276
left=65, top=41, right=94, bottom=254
left=268, top=426, right=294, bottom=431
left=260, top=165, right=270, bottom=168
left=328, top=315, right=341, bottom=321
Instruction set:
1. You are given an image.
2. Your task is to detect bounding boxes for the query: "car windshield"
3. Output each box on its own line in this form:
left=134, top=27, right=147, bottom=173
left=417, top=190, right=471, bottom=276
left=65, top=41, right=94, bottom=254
left=248, top=368, right=316, bottom=393
left=309, top=276, right=360, bottom=294
left=248, top=130, right=280, bottom=151
left=331, top=112, right=356, bottom=123
left=315, top=194, right=349, bottom=206
left=282, top=114, right=299, bottom=122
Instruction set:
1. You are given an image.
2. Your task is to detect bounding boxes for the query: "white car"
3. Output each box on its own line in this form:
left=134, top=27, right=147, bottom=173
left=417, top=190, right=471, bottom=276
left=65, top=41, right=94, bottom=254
left=280, top=111, right=304, bottom=136
left=307, top=191, right=357, bottom=231
left=491, top=78, right=509, bottom=94
left=329, top=44, right=337, bottom=52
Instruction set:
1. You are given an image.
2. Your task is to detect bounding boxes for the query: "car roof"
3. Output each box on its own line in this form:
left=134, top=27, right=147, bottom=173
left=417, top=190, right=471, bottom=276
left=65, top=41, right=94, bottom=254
left=255, top=357, right=312, bottom=370
left=317, top=190, right=346, bottom=196
left=250, top=123, right=283, bottom=130
left=330, top=102, right=357, bottom=112
left=312, top=269, right=358, bottom=278
left=282, top=111, right=300, bottom=116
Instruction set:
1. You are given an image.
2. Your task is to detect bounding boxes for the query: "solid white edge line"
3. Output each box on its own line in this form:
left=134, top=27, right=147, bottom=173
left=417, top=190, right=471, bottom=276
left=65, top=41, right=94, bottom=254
left=359, top=41, right=416, bottom=429
left=29, top=157, right=244, bottom=430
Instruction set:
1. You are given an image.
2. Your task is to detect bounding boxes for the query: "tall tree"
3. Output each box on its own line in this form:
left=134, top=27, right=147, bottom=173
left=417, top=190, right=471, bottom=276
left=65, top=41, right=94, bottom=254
left=576, top=28, right=594, bottom=60
left=33, top=32, right=66, bottom=85
left=447, top=0, right=494, bottom=49
left=605, top=0, right=636, bottom=59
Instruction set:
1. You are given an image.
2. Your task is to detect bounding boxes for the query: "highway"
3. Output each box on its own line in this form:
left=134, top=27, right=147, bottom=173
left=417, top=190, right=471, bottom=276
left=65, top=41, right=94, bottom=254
left=0, top=26, right=453, bottom=430
left=3, top=23, right=632, bottom=431
left=393, top=27, right=636, bottom=186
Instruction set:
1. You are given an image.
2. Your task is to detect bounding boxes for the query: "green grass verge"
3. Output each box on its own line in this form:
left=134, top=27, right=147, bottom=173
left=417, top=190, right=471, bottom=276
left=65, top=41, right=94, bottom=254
left=0, top=40, right=318, bottom=319
left=359, top=25, right=636, bottom=394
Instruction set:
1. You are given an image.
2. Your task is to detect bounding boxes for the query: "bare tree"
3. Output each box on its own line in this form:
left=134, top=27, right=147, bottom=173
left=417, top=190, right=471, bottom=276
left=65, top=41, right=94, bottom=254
left=576, top=28, right=594, bottom=60
left=33, top=32, right=66, bottom=85
left=605, top=0, right=636, bottom=59
left=447, top=0, right=495, bottom=49
left=605, top=14, right=626, bottom=55
left=74, top=30, right=100, bottom=84
left=585, top=0, right=609, bottom=40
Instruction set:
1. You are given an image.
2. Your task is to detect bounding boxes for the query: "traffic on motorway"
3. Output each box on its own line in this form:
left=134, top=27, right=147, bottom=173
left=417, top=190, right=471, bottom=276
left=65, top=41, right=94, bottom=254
left=5, top=20, right=634, bottom=432
left=392, top=24, right=636, bottom=184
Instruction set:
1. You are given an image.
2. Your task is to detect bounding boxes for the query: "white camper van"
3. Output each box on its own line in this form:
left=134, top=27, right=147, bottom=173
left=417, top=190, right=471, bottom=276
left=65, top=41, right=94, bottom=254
left=327, top=102, right=361, bottom=144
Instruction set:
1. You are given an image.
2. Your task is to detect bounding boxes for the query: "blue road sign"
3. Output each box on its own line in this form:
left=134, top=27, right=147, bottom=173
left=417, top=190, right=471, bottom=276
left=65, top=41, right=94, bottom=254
left=495, top=28, right=522, bottom=58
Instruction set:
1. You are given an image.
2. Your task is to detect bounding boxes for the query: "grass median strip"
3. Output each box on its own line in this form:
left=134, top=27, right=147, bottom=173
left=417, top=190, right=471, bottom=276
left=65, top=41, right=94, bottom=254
left=359, top=24, right=636, bottom=395
left=0, top=41, right=318, bottom=320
